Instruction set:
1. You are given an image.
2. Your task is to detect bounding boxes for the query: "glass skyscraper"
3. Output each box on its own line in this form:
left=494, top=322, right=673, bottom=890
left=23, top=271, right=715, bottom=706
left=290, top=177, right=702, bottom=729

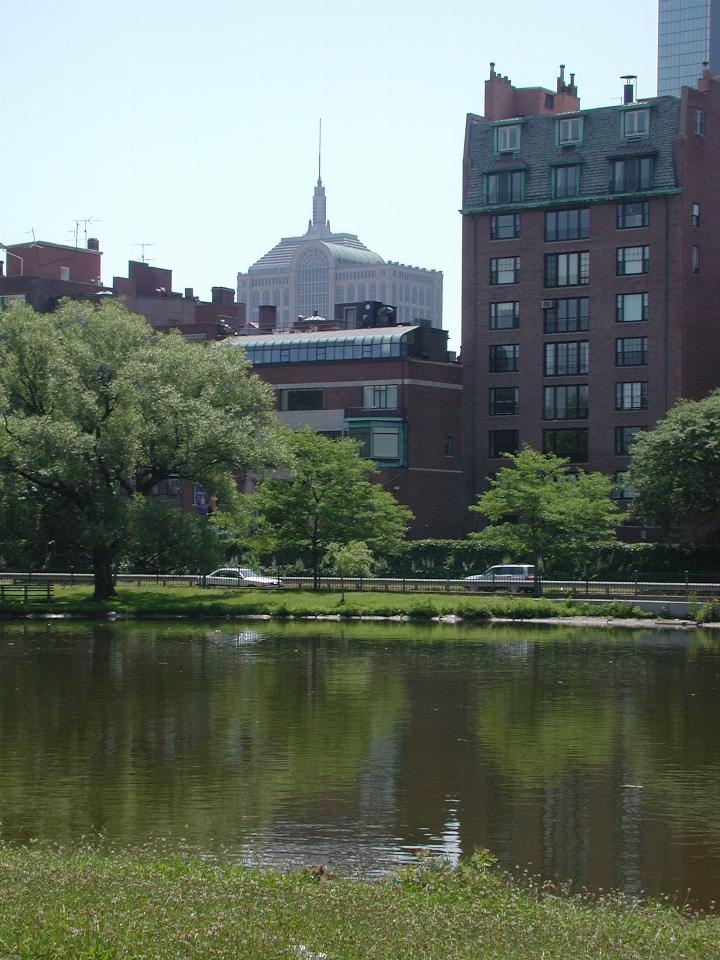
left=658, top=0, right=720, bottom=95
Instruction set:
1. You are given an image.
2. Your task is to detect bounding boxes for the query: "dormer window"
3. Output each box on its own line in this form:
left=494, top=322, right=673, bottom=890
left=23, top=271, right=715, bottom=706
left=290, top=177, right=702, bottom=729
left=558, top=116, right=583, bottom=145
left=496, top=124, right=521, bottom=152
left=623, top=109, right=649, bottom=139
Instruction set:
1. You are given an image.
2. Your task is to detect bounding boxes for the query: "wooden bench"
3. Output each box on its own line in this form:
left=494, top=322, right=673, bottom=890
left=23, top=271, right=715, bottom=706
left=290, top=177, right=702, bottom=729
left=1, top=582, right=54, bottom=604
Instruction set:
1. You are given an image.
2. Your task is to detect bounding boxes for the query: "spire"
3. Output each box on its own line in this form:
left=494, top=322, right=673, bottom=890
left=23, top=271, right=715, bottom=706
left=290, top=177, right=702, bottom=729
left=310, top=118, right=328, bottom=231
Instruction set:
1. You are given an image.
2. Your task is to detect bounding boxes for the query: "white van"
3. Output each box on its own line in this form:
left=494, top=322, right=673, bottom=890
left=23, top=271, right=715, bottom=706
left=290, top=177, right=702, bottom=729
left=463, top=564, right=536, bottom=592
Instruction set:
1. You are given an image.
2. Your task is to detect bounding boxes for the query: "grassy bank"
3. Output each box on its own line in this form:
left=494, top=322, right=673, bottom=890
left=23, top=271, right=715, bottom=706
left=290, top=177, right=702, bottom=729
left=0, top=845, right=717, bottom=960
left=0, top=584, right=655, bottom=621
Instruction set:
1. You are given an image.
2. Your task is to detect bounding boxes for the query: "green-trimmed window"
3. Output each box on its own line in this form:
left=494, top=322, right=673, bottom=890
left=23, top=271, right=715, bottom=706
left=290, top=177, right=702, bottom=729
left=485, top=171, right=525, bottom=205
left=558, top=116, right=583, bottom=145
left=623, top=109, right=649, bottom=138
left=496, top=124, right=521, bottom=152
left=553, top=164, right=580, bottom=198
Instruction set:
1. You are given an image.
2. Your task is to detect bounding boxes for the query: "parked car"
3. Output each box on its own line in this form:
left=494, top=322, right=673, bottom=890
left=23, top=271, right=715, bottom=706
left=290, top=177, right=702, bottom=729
left=463, top=564, right=536, bottom=592
left=205, top=567, right=283, bottom=589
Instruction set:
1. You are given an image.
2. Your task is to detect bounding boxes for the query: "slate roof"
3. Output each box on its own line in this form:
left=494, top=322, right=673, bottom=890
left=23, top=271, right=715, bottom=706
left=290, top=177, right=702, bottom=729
left=463, top=97, right=682, bottom=213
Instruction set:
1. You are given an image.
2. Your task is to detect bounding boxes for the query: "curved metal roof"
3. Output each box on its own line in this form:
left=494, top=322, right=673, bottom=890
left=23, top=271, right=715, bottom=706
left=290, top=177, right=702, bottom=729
left=322, top=243, right=385, bottom=265
left=223, top=325, right=417, bottom=350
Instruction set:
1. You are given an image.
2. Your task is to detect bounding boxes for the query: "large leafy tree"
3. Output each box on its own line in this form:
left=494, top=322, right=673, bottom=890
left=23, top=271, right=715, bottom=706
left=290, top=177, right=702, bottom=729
left=470, top=446, right=618, bottom=577
left=627, top=390, right=720, bottom=540
left=244, top=428, right=412, bottom=586
left=0, top=300, right=285, bottom=598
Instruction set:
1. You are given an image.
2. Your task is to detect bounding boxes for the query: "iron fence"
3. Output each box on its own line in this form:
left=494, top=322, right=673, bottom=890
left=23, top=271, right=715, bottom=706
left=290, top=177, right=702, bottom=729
left=2, top=570, right=719, bottom=600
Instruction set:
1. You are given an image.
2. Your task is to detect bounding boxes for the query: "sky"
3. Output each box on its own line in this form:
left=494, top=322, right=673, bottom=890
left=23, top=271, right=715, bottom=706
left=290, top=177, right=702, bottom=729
left=1, top=0, right=660, bottom=348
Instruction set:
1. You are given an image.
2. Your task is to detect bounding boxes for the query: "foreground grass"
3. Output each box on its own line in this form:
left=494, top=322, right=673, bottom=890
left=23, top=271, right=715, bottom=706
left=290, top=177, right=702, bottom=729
left=0, top=846, right=716, bottom=960
left=0, top=584, right=654, bottom=621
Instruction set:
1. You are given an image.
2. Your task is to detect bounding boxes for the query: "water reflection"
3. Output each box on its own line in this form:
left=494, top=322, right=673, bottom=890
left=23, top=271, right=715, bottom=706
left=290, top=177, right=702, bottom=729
left=0, top=619, right=718, bottom=907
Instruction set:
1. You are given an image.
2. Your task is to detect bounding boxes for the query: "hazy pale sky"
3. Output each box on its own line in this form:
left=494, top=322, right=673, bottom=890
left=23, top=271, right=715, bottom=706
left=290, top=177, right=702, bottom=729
left=1, top=0, right=660, bottom=346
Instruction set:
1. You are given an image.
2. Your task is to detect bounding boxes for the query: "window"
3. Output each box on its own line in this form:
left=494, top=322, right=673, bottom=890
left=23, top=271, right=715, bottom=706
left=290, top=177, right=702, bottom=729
left=543, top=428, right=588, bottom=461
left=545, top=208, right=589, bottom=241
left=543, top=385, right=588, bottom=420
left=616, top=201, right=649, bottom=229
left=623, top=109, right=649, bottom=138
left=490, top=256, right=520, bottom=285
left=692, top=203, right=700, bottom=227
left=613, top=471, right=636, bottom=500
left=346, top=420, right=405, bottom=466
left=558, top=116, right=583, bottom=145
left=489, top=387, right=519, bottom=415
left=612, top=157, right=653, bottom=192
left=694, top=109, right=705, bottom=136
left=489, top=430, right=520, bottom=458
left=544, top=341, right=588, bottom=376
left=553, top=164, right=580, bottom=198
left=615, top=425, right=646, bottom=456
left=616, top=292, right=648, bottom=323
left=616, top=245, right=648, bottom=275
left=489, top=344, right=519, bottom=373
left=544, top=297, right=589, bottom=334
left=490, top=213, right=521, bottom=239
left=496, top=124, right=521, bottom=152
left=692, top=245, right=700, bottom=274
left=280, top=388, right=324, bottom=411
left=616, top=337, right=648, bottom=366
left=489, top=301, right=519, bottom=330
left=615, top=381, right=647, bottom=410
left=60, top=266, right=70, bottom=281
left=166, top=476, right=180, bottom=497
left=445, top=436, right=455, bottom=457
left=362, top=384, right=399, bottom=410
left=485, top=171, right=524, bottom=204
left=545, top=251, right=589, bottom=287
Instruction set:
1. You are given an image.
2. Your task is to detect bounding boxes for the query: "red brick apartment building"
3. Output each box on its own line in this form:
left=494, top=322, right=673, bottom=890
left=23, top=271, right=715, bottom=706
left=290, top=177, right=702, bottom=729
left=0, top=242, right=246, bottom=340
left=221, top=323, right=464, bottom=538
left=462, top=64, right=720, bottom=529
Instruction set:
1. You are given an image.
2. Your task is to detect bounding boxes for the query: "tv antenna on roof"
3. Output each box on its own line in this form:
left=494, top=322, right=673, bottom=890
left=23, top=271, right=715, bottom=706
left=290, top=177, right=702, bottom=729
left=25, top=227, right=42, bottom=245
left=71, top=217, right=101, bottom=247
left=133, top=242, right=156, bottom=263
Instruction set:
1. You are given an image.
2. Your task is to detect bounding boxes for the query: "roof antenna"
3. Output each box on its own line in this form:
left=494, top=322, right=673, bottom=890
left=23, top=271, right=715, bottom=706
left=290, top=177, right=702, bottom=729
left=318, top=118, right=322, bottom=185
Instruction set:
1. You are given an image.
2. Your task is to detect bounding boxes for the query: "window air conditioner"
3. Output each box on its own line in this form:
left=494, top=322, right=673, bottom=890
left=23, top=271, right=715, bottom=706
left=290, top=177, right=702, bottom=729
left=541, top=299, right=554, bottom=309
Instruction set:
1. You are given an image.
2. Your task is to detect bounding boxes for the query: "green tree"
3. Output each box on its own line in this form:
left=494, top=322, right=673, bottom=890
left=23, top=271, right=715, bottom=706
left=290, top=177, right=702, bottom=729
left=124, top=496, right=225, bottom=574
left=0, top=300, right=285, bottom=598
left=470, top=446, right=618, bottom=577
left=248, top=429, right=411, bottom=587
left=627, top=390, right=720, bottom=540
left=324, top=540, right=374, bottom=600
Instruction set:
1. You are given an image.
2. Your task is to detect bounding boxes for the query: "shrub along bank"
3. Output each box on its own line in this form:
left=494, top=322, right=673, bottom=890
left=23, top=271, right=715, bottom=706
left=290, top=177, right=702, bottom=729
left=0, top=845, right=717, bottom=960
left=0, top=584, right=660, bottom=621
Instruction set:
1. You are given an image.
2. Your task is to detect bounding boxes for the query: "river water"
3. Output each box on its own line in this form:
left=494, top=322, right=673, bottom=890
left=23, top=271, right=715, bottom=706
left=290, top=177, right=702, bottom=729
left=0, top=619, right=718, bottom=907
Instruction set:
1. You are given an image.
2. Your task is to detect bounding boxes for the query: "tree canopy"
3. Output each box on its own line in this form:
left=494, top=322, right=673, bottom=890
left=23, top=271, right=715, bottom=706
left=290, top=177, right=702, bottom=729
left=627, top=389, right=720, bottom=540
left=470, top=446, right=618, bottom=577
left=238, top=428, right=412, bottom=585
left=0, top=300, right=285, bottom=597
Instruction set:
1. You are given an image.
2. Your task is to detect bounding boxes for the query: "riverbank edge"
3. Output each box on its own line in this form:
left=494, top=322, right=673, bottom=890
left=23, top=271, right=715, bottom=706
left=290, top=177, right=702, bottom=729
left=1, top=585, right=718, bottom=627
left=1, top=845, right=718, bottom=960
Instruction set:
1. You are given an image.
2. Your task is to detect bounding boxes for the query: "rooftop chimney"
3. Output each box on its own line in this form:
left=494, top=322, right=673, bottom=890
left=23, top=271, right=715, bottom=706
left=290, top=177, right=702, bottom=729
left=184, top=287, right=194, bottom=299
left=621, top=75, right=637, bottom=104
left=87, top=237, right=100, bottom=251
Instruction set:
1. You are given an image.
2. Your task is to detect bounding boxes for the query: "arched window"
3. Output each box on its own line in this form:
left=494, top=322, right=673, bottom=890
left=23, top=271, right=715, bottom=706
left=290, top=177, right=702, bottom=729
left=297, top=248, right=329, bottom=318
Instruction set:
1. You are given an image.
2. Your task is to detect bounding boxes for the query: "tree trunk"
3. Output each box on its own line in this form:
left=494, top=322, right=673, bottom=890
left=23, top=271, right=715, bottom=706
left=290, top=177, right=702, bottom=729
left=93, top=547, right=117, bottom=600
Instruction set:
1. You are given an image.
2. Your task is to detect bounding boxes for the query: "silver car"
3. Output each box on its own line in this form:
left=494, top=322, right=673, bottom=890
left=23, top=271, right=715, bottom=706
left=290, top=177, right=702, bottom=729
left=205, top=567, right=283, bottom=589
left=463, top=564, right=536, bottom=592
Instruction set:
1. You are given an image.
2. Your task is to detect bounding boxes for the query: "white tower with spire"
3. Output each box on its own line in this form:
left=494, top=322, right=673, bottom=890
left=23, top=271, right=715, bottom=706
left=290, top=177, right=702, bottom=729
left=307, top=119, right=331, bottom=236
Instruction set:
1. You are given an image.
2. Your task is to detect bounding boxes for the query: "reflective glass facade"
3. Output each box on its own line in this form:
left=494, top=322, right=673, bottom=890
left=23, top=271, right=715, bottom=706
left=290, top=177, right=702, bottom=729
left=233, top=331, right=411, bottom=365
left=658, top=0, right=720, bottom=96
